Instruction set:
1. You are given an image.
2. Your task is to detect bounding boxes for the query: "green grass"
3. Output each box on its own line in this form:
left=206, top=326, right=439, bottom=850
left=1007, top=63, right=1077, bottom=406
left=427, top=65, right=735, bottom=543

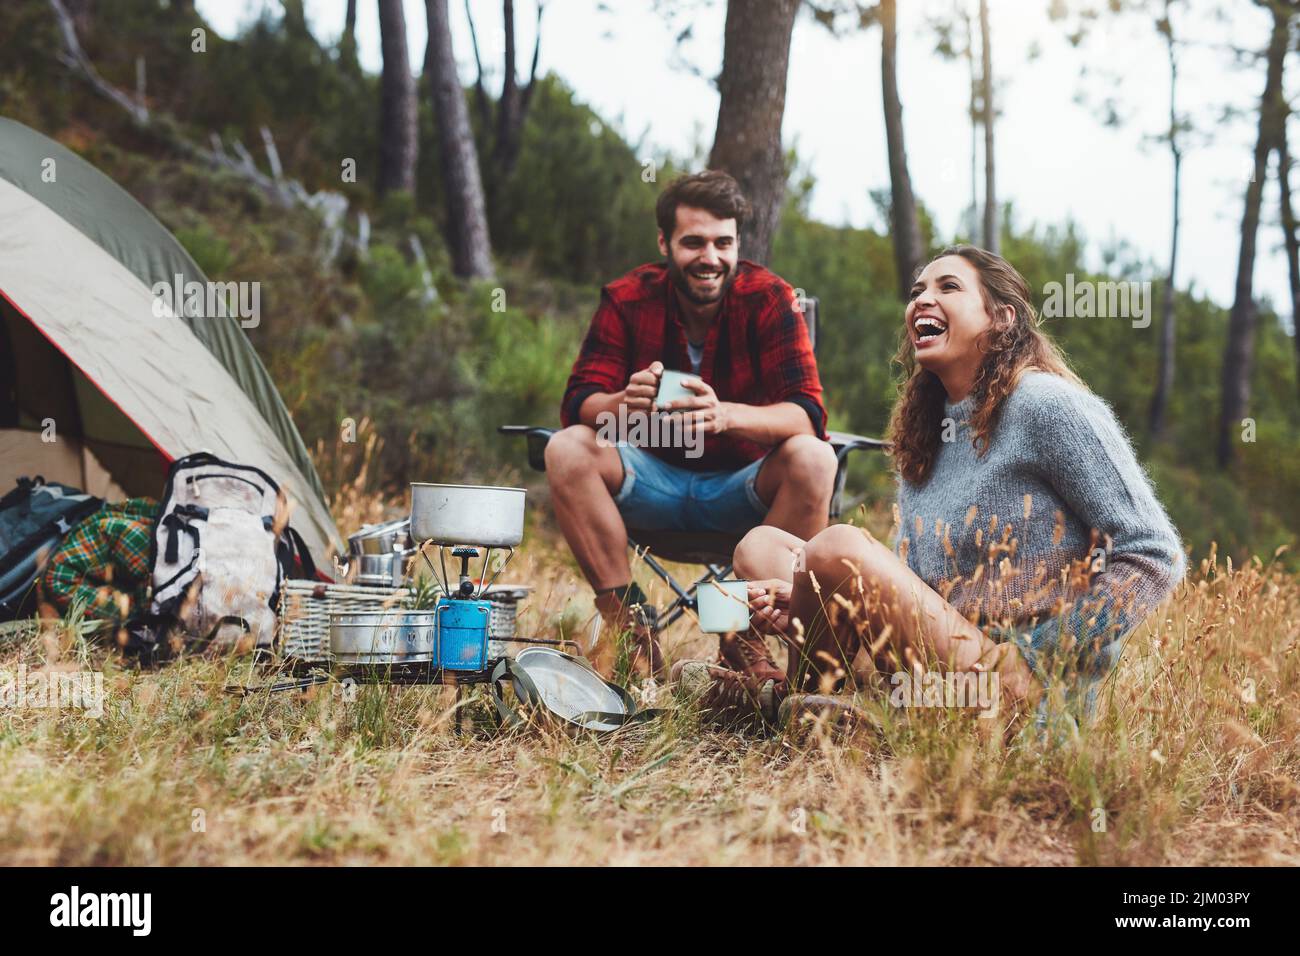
left=2, top=528, right=1297, bottom=866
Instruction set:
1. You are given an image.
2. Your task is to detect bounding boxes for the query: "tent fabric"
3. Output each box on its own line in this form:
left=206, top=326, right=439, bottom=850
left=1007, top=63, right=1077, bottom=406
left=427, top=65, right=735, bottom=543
left=0, top=430, right=128, bottom=501
left=0, top=123, right=341, bottom=566
left=0, top=118, right=329, bottom=525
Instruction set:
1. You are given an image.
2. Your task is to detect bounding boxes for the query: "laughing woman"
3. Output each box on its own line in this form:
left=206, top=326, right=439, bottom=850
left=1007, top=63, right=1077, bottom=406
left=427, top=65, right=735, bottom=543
left=674, top=245, right=1186, bottom=736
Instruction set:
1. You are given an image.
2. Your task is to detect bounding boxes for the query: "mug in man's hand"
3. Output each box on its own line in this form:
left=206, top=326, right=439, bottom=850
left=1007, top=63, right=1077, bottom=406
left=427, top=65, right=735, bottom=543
left=655, top=370, right=697, bottom=410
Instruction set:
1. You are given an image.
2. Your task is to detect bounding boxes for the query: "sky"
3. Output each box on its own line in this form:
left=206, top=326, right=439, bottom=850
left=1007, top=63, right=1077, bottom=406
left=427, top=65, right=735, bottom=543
left=194, top=0, right=1291, bottom=325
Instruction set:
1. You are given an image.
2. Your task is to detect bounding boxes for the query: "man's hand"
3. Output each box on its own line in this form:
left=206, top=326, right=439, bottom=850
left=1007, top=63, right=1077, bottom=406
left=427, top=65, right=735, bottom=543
left=747, top=578, right=792, bottom=635
left=624, top=361, right=663, bottom=413
left=664, top=376, right=732, bottom=435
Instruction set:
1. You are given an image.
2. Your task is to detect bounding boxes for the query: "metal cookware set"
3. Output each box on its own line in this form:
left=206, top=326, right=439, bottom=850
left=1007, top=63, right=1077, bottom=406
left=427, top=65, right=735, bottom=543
left=257, top=482, right=650, bottom=733
left=328, top=484, right=528, bottom=673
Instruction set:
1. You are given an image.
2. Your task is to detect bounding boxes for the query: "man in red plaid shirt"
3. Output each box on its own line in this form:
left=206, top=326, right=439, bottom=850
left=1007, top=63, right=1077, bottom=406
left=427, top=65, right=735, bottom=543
left=547, top=170, right=836, bottom=683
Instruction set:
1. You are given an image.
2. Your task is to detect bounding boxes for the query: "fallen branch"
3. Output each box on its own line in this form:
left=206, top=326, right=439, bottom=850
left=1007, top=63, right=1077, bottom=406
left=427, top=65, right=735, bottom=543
left=46, top=0, right=341, bottom=217
left=49, top=0, right=148, bottom=124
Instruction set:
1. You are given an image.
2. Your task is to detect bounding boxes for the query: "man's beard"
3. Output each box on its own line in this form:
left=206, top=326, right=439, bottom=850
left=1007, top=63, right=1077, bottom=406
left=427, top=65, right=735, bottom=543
left=666, top=256, right=735, bottom=305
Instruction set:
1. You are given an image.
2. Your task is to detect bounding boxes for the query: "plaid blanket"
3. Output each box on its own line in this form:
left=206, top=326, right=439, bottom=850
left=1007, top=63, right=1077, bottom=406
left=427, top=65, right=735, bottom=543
left=41, top=498, right=159, bottom=628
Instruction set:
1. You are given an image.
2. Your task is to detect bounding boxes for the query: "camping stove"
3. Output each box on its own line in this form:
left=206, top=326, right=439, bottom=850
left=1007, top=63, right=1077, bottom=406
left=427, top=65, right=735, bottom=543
left=423, top=545, right=508, bottom=672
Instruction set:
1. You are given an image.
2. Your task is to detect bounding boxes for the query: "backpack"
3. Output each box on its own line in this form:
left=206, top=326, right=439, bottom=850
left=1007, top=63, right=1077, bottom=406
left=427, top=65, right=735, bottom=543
left=146, top=453, right=316, bottom=655
left=0, top=477, right=103, bottom=620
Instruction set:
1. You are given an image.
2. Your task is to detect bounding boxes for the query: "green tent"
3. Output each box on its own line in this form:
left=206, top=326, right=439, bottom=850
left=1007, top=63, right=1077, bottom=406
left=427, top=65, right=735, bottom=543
left=0, top=118, right=341, bottom=566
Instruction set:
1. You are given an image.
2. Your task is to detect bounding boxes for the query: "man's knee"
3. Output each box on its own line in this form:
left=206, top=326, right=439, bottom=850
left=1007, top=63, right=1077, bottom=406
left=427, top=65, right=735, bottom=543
left=771, top=434, right=837, bottom=494
left=544, top=425, right=599, bottom=477
left=545, top=425, right=622, bottom=496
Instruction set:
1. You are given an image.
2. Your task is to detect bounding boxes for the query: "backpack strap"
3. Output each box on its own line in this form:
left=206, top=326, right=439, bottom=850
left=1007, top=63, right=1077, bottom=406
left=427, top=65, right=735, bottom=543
left=160, top=507, right=206, bottom=564
left=489, top=657, right=546, bottom=729
left=201, top=615, right=251, bottom=645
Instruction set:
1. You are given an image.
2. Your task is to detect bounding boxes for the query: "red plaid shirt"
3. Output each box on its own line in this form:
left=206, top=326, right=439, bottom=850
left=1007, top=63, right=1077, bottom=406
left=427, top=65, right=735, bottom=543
left=561, top=260, right=828, bottom=472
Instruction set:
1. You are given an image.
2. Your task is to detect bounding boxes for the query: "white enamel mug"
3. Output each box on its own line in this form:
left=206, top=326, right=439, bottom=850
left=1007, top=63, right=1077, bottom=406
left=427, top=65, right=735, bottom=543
left=696, top=579, right=751, bottom=633
left=655, top=370, right=698, bottom=410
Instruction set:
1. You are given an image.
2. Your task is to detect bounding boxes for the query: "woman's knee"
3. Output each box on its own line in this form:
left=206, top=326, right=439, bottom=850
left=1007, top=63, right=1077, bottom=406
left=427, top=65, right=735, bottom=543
left=733, top=525, right=801, bottom=579
left=802, top=523, right=879, bottom=580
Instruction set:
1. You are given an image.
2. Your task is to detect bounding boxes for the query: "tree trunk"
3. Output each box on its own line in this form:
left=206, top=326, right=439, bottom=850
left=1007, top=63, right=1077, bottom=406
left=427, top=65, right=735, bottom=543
left=378, top=0, right=418, bottom=198
left=978, top=0, right=998, bottom=255
left=491, top=0, right=544, bottom=182
left=495, top=0, right=521, bottom=177
left=341, top=0, right=359, bottom=71
left=880, top=0, right=923, bottom=299
left=1149, top=0, right=1181, bottom=441
left=462, top=0, right=493, bottom=130
left=966, top=7, right=979, bottom=240
left=708, top=0, right=800, bottom=265
left=1217, top=1, right=1289, bottom=467
left=1279, top=122, right=1300, bottom=404
left=425, top=0, right=494, bottom=278
left=282, top=0, right=308, bottom=35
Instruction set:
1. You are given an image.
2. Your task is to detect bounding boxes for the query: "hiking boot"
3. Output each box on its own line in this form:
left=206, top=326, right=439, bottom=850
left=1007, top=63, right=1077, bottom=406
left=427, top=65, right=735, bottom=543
left=670, top=659, right=785, bottom=731
left=718, top=630, right=785, bottom=685
left=777, top=693, right=878, bottom=741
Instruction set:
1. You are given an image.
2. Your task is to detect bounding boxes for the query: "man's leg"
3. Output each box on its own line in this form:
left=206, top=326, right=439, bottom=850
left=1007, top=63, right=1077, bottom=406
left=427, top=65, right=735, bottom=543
left=752, top=434, right=838, bottom=540
left=715, top=526, right=805, bottom=681
left=544, top=425, right=661, bottom=677
left=544, top=425, right=630, bottom=589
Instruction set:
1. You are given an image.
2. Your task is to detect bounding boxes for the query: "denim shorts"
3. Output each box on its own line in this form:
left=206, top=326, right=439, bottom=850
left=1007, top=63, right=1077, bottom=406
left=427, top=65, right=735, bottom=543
left=612, top=443, right=769, bottom=533
left=990, top=594, right=1134, bottom=723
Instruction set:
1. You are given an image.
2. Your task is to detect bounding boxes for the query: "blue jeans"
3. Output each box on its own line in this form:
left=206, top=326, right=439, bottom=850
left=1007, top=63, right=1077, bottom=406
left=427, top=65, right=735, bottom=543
left=612, top=444, right=769, bottom=533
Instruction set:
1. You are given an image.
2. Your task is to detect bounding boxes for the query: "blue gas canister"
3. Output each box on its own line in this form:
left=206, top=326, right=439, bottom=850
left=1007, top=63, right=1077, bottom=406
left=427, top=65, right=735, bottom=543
left=435, top=597, right=491, bottom=671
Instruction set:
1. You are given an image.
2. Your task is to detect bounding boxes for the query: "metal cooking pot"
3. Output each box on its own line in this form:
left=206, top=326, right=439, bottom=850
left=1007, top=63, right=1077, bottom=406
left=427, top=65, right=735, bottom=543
left=353, top=552, right=414, bottom=588
left=410, top=484, right=525, bottom=548
left=343, top=518, right=416, bottom=587
left=330, top=610, right=436, bottom=664
left=350, top=518, right=413, bottom=555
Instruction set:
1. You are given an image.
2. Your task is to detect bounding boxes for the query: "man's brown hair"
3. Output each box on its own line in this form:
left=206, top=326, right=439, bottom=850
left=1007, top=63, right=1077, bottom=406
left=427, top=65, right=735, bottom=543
left=655, top=170, right=750, bottom=243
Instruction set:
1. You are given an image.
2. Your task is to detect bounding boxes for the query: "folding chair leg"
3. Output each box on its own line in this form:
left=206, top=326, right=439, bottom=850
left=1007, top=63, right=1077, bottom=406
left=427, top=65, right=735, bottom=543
left=638, top=549, right=693, bottom=611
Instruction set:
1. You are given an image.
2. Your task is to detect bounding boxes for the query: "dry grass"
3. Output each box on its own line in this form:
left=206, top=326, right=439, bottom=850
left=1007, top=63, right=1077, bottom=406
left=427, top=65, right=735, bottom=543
left=2, top=483, right=1297, bottom=865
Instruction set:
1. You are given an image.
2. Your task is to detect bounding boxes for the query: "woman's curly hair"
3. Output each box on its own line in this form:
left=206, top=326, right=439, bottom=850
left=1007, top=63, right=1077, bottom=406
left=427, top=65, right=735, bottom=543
left=887, top=245, right=1082, bottom=485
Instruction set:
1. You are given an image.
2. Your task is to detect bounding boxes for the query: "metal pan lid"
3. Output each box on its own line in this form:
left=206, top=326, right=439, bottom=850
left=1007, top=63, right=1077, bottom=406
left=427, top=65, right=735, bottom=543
left=353, top=517, right=411, bottom=536
left=512, top=647, right=629, bottom=732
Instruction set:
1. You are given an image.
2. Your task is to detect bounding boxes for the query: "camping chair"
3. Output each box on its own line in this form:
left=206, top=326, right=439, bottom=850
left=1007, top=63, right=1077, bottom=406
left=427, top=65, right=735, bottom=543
left=498, top=296, right=888, bottom=630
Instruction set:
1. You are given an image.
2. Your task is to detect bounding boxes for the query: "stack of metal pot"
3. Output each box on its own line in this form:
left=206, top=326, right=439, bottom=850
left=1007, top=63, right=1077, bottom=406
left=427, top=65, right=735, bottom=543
left=341, top=517, right=416, bottom=589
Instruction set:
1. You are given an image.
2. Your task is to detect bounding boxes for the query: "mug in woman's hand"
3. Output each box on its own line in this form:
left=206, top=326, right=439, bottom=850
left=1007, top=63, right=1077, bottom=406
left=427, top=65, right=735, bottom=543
left=696, top=579, right=750, bottom=633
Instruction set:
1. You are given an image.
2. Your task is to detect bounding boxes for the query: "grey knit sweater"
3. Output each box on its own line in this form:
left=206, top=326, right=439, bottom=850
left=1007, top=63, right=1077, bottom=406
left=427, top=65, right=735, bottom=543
left=894, top=371, right=1185, bottom=640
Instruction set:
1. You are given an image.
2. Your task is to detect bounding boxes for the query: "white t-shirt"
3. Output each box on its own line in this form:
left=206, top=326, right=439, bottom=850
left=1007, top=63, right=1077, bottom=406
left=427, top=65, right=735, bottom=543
left=686, top=341, right=704, bottom=374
